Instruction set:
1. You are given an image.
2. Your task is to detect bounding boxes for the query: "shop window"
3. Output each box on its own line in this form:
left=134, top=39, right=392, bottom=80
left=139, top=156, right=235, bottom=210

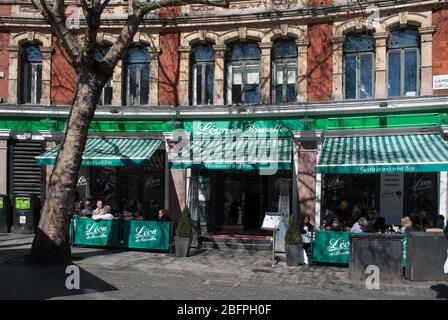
left=191, top=44, right=215, bottom=105
left=20, top=44, right=42, bottom=104
left=123, top=46, right=150, bottom=106
left=387, top=28, right=420, bottom=97
left=226, top=42, right=261, bottom=105
left=404, top=172, right=438, bottom=229
left=343, top=33, right=375, bottom=100
left=94, top=45, right=113, bottom=106
left=272, top=39, right=297, bottom=104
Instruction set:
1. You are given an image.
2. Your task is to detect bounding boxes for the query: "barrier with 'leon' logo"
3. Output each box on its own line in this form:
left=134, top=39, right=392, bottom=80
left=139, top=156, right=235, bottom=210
left=72, top=217, right=120, bottom=248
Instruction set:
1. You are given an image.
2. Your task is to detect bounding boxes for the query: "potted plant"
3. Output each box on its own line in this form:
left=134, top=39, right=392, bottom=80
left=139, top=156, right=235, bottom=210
left=175, top=207, right=193, bottom=258
left=285, top=215, right=303, bottom=266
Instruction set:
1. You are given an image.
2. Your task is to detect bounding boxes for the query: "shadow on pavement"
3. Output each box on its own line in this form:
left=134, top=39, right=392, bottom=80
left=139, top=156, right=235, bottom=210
left=71, top=248, right=126, bottom=260
left=0, top=249, right=118, bottom=299
left=188, top=248, right=208, bottom=257
left=431, top=284, right=448, bottom=299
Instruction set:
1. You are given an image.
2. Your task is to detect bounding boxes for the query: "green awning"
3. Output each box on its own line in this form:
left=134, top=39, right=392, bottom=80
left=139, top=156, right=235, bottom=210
left=36, top=138, right=162, bottom=166
left=317, top=134, right=448, bottom=174
left=169, top=138, right=291, bottom=170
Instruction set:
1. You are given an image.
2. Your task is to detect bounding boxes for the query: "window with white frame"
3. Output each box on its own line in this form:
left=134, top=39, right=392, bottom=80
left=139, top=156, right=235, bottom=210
left=123, top=47, right=150, bottom=106
left=191, top=44, right=215, bottom=105
left=94, top=45, right=113, bottom=106
left=387, top=28, right=420, bottom=97
left=226, top=42, right=261, bottom=105
left=272, top=39, right=297, bottom=104
left=344, top=33, right=375, bottom=100
left=20, top=44, right=42, bottom=104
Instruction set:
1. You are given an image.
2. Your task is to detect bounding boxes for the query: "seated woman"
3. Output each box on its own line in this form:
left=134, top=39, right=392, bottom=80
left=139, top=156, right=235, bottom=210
left=300, top=215, right=315, bottom=253
left=393, top=216, right=413, bottom=234
left=92, top=205, right=114, bottom=220
left=300, top=215, right=315, bottom=234
left=327, top=217, right=343, bottom=232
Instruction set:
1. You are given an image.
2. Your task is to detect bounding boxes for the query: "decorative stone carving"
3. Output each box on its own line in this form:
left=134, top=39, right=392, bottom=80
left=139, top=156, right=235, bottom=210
left=19, top=5, right=39, bottom=14
left=399, top=12, right=408, bottom=27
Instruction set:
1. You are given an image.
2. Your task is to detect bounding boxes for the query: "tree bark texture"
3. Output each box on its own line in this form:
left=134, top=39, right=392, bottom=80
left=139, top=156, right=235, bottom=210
left=30, top=71, right=104, bottom=265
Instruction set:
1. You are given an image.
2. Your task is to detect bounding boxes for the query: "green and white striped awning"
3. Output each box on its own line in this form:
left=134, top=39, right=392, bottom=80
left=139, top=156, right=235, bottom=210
left=169, top=138, right=291, bottom=170
left=317, top=134, right=448, bottom=174
left=36, top=138, right=162, bottom=166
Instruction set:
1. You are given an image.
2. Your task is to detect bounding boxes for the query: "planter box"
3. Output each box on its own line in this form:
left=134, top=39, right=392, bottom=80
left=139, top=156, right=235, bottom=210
left=175, top=236, right=192, bottom=258
left=286, top=244, right=302, bottom=266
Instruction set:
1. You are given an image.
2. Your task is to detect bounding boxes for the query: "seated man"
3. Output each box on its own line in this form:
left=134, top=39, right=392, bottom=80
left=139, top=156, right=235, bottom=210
left=92, top=205, right=114, bottom=220
left=351, top=217, right=368, bottom=233
left=79, top=200, right=93, bottom=217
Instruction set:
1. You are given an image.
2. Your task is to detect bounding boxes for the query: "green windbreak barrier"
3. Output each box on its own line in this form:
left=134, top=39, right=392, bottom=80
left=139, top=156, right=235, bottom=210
left=169, top=138, right=291, bottom=170
left=317, top=134, right=448, bottom=174
left=312, top=231, right=407, bottom=267
left=36, top=138, right=162, bottom=166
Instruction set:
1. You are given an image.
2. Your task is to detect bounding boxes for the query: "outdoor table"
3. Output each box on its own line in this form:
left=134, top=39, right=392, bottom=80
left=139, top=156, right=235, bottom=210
left=71, top=216, right=120, bottom=248
left=122, top=220, right=173, bottom=252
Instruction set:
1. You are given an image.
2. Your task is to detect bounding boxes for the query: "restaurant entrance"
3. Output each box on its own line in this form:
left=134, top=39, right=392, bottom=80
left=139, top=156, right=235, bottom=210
left=195, top=169, right=290, bottom=235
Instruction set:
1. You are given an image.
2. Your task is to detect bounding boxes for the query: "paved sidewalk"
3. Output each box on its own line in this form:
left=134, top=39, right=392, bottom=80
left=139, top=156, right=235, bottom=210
left=1, top=233, right=447, bottom=300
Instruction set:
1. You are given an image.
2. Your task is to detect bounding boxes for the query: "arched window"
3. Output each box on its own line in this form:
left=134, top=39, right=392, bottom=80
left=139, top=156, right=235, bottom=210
left=94, top=45, right=113, bottom=106
left=272, top=39, right=297, bottom=103
left=344, top=33, right=375, bottom=99
left=20, top=44, right=42, bottom=104
left=226, top=42, right=261, bottom=105
left=387, top=28, right=420, bottom=97
left=191, top=44, right=215, bottom=105
left=123, top=47, right=150, bottom=106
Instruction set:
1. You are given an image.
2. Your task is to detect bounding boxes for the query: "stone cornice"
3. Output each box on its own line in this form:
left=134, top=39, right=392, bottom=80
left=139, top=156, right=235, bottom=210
left=0, top=95, right=447, bottom=120
left=0, top=0, right=441, bottom=30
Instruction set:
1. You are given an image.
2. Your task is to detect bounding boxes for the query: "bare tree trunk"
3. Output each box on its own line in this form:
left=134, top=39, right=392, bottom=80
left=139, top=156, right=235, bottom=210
left=30, top=71, right=103, bottom=265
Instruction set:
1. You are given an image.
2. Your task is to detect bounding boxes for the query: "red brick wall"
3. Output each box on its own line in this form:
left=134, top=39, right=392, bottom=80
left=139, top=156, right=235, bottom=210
left=158, top=32, right=180, bottom=106
left=51, top=36, right=76, bottom=104
left=0, top=33, right=9, bottom=103
left=307, top=0, right=332, bottom=7
left=0, top=4, right=11, bottom=16
left=433, top=10, right=448, bottom=95
left=160, top=5, right=182, bottom=18
left=307, top=23, right=333, bottom=102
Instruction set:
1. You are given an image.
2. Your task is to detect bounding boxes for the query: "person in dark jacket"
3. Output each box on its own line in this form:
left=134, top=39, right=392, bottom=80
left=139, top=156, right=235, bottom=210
left=444, top=219, right=448, bottom=240
left=158, top=208, right=172, bottom=222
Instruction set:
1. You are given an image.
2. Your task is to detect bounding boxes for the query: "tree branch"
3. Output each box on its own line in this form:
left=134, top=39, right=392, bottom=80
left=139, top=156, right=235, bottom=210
left=32, top=0, right=83, bottom=70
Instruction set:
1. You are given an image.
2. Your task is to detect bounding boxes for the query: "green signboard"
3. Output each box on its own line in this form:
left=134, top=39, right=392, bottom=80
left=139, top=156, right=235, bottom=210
left=313, top=231, right=407, bottom=266
left=72, top=217, right=120, bottom=247
left=0, top=197, right=3, bottom=209
left=313, top=231, right=351, bottom=264
left=15, top=197, right=31, bottom=210
left=123, top=220, right=171, bottom=251
left=183, top=120, right=303, bottom=138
